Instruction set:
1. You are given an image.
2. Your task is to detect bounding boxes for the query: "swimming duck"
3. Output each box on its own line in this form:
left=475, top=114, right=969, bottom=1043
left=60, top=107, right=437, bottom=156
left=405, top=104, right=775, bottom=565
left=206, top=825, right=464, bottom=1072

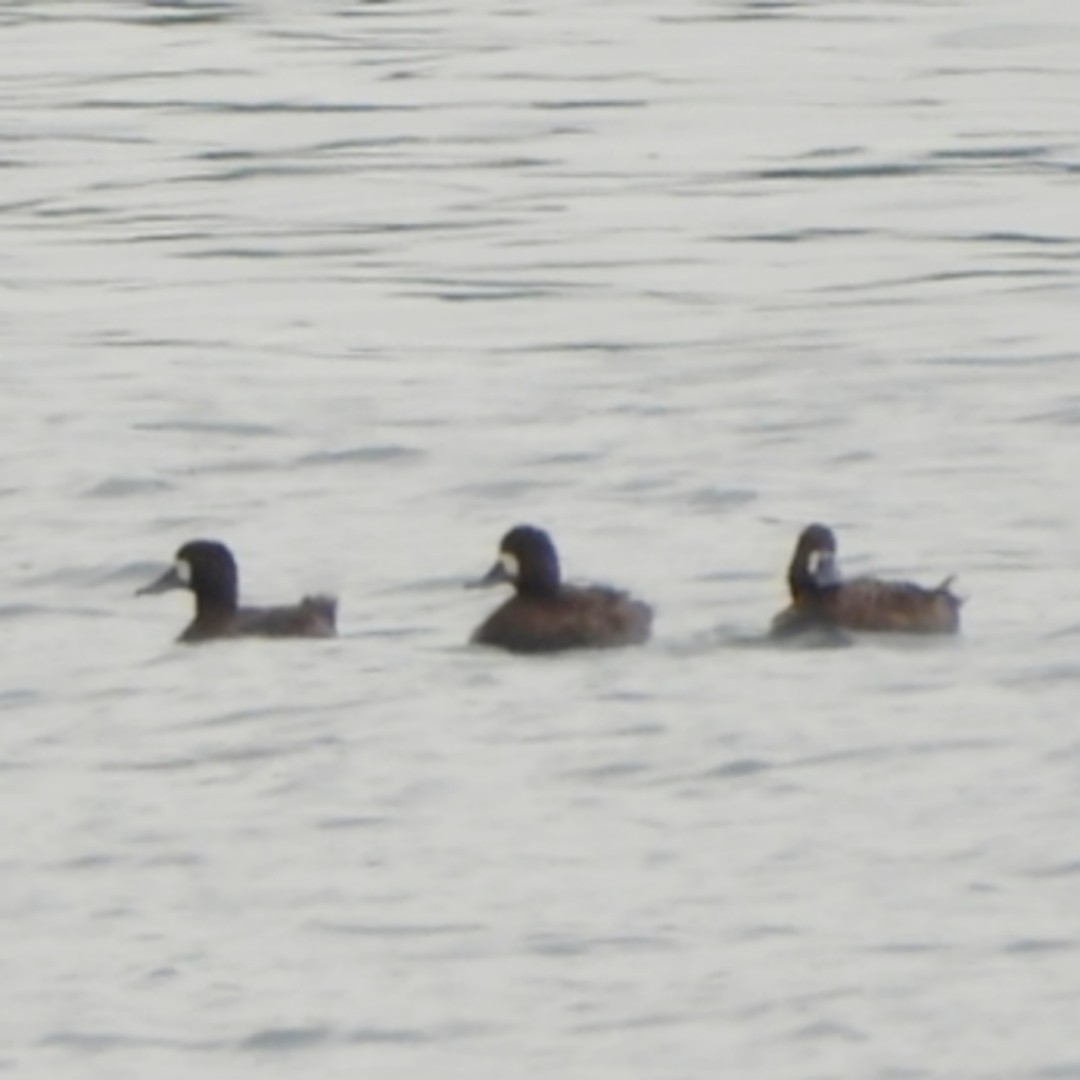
left=137, top=539, right=336, bottom=643
left=770, top=523, right=961, bottom=637
left=470, top=525, right=653, bottom=653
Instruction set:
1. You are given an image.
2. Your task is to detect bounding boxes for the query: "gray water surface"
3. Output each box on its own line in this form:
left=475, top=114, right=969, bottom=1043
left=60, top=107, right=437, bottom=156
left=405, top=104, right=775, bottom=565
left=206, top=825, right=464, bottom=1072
left=3, top=2, right=1080, bottom=1078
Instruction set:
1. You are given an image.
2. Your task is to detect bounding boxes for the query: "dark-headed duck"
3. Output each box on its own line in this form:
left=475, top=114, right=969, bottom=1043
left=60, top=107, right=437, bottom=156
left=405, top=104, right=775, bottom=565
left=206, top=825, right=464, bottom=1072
left=470, top=525, right=652, bottom=653
left=771, top=523, right=961, bottom=638
left=137, top=539, right=336, bottom=643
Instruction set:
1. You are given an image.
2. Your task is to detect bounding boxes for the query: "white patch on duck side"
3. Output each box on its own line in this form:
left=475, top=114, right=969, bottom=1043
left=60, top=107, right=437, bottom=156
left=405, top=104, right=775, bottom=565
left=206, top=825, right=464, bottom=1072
left=175, top=558, right=192, bottom=585
left=499, top=552, right=520, bottom=580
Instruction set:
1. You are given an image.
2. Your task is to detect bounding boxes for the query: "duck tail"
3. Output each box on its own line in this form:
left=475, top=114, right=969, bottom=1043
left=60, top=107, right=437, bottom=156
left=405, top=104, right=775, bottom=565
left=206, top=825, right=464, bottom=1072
left=303, top=594, right=338, bottom=627
left=937, top=575, right=965, bottom=606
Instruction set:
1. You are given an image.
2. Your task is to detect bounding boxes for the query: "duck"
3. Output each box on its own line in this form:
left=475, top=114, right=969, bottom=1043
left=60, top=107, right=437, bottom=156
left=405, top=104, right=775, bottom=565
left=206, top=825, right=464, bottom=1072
left=771, top=523, right=962, bottom=637
left=470, top=524, right=652, bottom=653
left=137, top=539, right=336, bottom=643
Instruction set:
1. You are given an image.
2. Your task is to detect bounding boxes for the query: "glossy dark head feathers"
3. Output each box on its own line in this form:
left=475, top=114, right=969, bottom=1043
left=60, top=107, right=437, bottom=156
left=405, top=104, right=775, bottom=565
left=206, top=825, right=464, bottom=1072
left=474, top=524, right=561, bottom=597
left=787, top=522, right=841, bottom=599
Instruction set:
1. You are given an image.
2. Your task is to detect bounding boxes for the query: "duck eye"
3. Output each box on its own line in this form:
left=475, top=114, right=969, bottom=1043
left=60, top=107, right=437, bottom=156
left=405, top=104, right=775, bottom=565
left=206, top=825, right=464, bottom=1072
left=175, top=558, right=192, bottom=585
left=499, top=552, right=520, bottom=579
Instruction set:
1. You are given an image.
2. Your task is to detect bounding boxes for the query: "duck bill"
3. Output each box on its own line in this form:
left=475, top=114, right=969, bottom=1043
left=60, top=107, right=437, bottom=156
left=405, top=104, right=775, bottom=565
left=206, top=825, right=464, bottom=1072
left=467, top=560, right=512, bottom=589
left=136, top=565, right=186, bottom=596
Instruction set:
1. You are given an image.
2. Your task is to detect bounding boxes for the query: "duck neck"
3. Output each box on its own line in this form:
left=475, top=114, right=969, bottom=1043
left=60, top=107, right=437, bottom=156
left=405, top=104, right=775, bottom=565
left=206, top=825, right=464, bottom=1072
left=518, top=558, right=560, bottom=599
left=192, top=584, right=238, bottom=619
left=790, top=554, right=840, bottom=600
left=789, top=565, right=818, bottom=600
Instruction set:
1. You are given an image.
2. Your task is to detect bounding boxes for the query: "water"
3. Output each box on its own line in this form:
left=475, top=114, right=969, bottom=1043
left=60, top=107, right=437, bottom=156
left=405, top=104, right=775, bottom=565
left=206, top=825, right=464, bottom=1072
left=3, top=1, right=1080, bottom=1077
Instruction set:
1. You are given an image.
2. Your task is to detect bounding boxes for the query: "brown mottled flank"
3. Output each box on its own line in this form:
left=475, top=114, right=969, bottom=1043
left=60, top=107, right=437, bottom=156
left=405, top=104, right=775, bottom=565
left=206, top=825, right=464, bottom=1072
left=179, top=596, right=337, bottom=644
left=472, top=586, right=653, bottom=653
left=772, top=523, right=962, bottom=637
left=772, top=577, right=961, bottom=636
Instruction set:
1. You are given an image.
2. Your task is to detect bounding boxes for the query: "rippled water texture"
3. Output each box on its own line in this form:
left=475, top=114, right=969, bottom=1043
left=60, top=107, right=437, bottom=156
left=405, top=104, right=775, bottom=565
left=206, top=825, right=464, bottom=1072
left=3, top=1, right=1080, bottom=1077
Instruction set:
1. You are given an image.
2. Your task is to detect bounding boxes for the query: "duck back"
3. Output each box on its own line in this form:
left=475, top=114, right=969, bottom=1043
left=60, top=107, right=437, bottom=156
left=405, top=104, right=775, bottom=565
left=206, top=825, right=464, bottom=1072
left=774, top=576, right=960, bottom=637
left=180, top=595, right=337, bottom=643
left=473, top=585, right=652, bottom=653
left=822, top=576, right=960, bottom=633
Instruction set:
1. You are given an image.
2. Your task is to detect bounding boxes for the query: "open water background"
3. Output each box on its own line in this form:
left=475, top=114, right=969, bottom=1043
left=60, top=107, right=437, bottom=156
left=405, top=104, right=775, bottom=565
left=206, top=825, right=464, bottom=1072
left=3, top=1, right=1080, bottom=1077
